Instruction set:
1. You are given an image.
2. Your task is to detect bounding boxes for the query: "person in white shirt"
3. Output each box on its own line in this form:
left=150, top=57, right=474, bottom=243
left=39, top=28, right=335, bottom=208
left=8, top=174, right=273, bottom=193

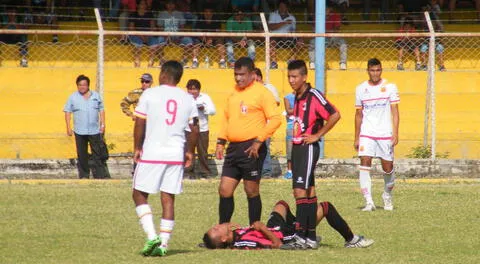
left=185, top=79, right=216, bottom=177
left=267, top=0, right=300, bottom=69
left=354, top=58, right=400, bottom=212
left=253, top=68, right=280, bottom=177
left=132, top=60, right=199, bottom=257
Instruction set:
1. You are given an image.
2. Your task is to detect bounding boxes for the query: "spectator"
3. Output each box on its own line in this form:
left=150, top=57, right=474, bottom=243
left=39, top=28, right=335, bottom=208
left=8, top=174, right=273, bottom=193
left=328, top=0, right=349, bottom=24
left=225, top=10, right=256, bottom=68
left=128, top=0, right=160, bottom=67
left=395, top=17, right=421, bottom=71
left=176, top=0, right=198, bottom=28
left=268, top=0, right=300, bottom=69
left=185, top=79, right=216, bottom=178
left=253, top=68, right=281, bottom=178
left=397, top=0, right=429, bottom=26
left=24, top=0, right=59, bottom=43
left=309, top=6, right=348, bottom=70
left=110, top=0, right=137, bottom=43
left=64, top=74, right=110, bottom=179
left=231, top=0, right=261, bottom=28
left=197, top=0, right=228, bottom=19
left=192, top=5, right=227, bottom=69
left=0, top=7, right=29, bottom=67
left=157, top=0, right=195, bottom=68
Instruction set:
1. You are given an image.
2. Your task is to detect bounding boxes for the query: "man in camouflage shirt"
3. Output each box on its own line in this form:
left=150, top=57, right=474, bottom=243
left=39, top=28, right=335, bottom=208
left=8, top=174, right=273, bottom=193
left=120, top=73, right=153, bottom=120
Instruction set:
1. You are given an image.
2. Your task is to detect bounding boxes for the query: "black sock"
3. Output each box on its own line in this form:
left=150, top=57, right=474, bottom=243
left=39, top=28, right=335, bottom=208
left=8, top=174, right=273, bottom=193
left=219, top=196, right=234, bottom=224
left=247, top=195, right=262, bottom=225
left=307, top=197, right=318, bottom=241
left=320, top=201, right=354, bottom=241
left=295, top=197, right=309, bottom=239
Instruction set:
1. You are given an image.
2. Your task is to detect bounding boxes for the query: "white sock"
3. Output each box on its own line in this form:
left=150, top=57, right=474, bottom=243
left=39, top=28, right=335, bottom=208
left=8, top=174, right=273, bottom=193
left=383, top=169, right=395, bottom=195
left=159, top=219, right=174, bottom=247
left=359, top=166, right=374, bottom=204
left=135, top=204, right=157, bottom=240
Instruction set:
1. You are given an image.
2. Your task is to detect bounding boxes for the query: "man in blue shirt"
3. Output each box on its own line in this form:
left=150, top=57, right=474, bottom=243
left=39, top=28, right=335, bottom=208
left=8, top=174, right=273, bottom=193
left=64, top=75, right=110, bottom=179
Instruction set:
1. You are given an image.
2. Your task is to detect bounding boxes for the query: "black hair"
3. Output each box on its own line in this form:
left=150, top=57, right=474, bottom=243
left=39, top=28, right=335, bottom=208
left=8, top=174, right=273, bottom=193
left=76, top=74, right=90, bottom=86
left=234, top=57, right=255, bottom=72
left=367, top=58, right=382, bottom=68
left=202, top=233, right=228, bottom=249
left=161, top=60, right=184, bottom=84
left=404, top=16, right=414, bottom=26
left=186, top=79, right=201, bottom=90
left=287, top=60, right=308, bottom=75
left=253, top=68, right=263, bottom=79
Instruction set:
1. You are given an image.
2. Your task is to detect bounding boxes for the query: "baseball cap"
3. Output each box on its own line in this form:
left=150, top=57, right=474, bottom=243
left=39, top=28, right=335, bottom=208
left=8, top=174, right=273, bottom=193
left=140, top=73, right=153, bottom=82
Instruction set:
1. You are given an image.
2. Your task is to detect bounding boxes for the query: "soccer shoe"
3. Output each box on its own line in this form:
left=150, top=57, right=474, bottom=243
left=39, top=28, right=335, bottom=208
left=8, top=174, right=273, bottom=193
left=192, top=59, right=199, bottom=69
left=439, top=65, right=446, bottom=71
left=361, top=203, right=376, bottom=212
left=283, top=171, right=292, bottom=180
left=382, top=192, right=393, bottom=211
left=150, top=245, right=167, bottom=257
left=415, top=63, right=422, bottom=71
left=270, top=61, right=278, bottom=69
left=305, top=238, right=319, bottom=250
left=141, top=236, right=162, bottom=256
left=396, top=63, right=404, bottom=71
left=345, top=235, right=374, bottom=248
left=219, top=59, right=226, bottom=69
left=309, top=62, right=315, bottom=70
left=339, top=62, right=347, bottom=70
left=280, top=234, right=307, bottom=250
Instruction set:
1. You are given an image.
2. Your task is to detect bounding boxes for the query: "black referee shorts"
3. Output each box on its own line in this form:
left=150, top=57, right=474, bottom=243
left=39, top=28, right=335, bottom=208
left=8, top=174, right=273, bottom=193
left=292, top=143, right=320, bottom=190
left=221, top=139, right=267, bottom=181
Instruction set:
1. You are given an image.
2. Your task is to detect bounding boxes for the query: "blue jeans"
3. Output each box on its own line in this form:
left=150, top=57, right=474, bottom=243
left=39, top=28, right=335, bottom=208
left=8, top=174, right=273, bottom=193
left=226, top=40, right=256, bottom=63
left=262, top=138, right=272, bottom=176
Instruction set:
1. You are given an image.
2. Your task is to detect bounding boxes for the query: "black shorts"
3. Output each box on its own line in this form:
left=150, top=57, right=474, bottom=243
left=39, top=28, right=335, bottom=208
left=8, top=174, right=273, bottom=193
left=221, top=139, right=267, bottom=181
left=266, top=212, right=295, bottom=242
left=292, top=143, right=320, bottom=189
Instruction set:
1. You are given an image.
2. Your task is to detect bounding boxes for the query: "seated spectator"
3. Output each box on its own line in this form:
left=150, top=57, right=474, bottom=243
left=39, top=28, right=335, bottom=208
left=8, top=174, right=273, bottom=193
left=197, top=0, right=228, bottom=19
left=109, top=0, right=137, bottom=43
left=0, top=7, right=29, bottom=67
left=309, top=6, right=348, bottom=70
left=157, top=0, right=195, bottom=68
left=24, top=1, right=59, bottom=43
left=328, top=0, right=349, bottom=24
left=419, top=14, right=446, bottom=71
left=268, top=0, right=301, bottom=69
left=128, top=0, right=161, bottom=67
left=231, top=0, right=262, bottom=29
left=176, top=0, right=198, bottom=28
left=397, top=0, right=428, bottom=27
left=225, top=10, right=256, bottom=68
left=395, top=17, right=421, bottom=71
left=192, top=5, right=227, bottom=69
left=447, top=0, right=480, bottom=23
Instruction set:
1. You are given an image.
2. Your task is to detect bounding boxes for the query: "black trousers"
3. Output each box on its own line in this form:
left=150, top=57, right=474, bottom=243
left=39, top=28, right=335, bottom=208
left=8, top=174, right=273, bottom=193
left=74, top=133, right=110, bottom=179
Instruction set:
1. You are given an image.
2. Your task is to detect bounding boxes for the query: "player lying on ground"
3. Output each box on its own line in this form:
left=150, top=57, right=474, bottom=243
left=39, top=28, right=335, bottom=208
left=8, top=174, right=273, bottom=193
left=202, top=200, right=374, bottom=249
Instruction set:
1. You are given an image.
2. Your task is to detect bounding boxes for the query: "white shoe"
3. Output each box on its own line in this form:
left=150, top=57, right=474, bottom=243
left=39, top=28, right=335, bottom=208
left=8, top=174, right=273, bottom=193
left=339, top=62, right=347, bottom=70
left=309, top=62, right=315, bottom=70
left=361, top=203, right=376, bottom=212
left=382, top=192, right=393, bottom=211
left=345, top=235, right=374, bottom=248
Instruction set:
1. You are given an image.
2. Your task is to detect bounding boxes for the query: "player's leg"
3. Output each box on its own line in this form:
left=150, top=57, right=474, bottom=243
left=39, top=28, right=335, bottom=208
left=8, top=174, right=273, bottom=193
left=377, top=138, right=395, bottom=210
left=358, top=137, right=375, bottom=211
left=132, top=188, right=159, bottom=255
left=218, top=176, right=240, bottom=223
left=244, top=179, right=262, bottom=225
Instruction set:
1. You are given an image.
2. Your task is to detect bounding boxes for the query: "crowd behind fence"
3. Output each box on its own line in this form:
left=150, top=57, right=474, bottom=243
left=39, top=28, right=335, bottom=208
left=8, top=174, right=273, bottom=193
left=1, top=7, right=480, bottom=160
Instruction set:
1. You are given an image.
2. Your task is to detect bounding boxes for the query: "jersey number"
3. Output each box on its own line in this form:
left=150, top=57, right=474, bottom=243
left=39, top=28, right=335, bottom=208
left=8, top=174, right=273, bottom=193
left=165, top=100, right=177, bottom=125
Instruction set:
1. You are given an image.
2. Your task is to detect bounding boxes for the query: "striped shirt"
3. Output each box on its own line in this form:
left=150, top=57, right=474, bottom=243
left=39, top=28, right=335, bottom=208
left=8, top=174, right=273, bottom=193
left=218, top=81, right=281, bottom=143
left=63, top=90, right=104, bottom=135
left=232, top=227, right=284, bottom=249
left=292, top=85, right=338, bottom=145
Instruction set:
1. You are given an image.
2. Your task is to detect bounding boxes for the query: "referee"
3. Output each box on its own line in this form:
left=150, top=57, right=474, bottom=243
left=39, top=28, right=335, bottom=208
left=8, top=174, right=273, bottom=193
left=216, top=57, right=282, bottom=225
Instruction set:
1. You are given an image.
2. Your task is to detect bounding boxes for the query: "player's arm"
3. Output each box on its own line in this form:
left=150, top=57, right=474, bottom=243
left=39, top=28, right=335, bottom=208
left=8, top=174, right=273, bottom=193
left=99, top=110, right=105, bottom=134
left=354, top=108, right=363, bottom=150
left=251, top=221, right=282, bottom=249
left=302, top=92, right=340, bottom=144
left=391, top=104, right=399, bottom=146
left=303, top=111, right=341, bottom=144
left=133, top=117, right=146, bottom=163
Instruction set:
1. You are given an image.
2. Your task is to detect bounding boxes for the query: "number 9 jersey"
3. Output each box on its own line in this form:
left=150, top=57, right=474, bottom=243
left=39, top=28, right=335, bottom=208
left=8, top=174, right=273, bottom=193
left=134, top=84, right=199, bottom=163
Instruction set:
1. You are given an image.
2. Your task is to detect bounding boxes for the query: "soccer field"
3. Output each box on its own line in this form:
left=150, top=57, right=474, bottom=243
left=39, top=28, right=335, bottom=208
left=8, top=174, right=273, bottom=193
left=1, top=178, right=479, bottom=264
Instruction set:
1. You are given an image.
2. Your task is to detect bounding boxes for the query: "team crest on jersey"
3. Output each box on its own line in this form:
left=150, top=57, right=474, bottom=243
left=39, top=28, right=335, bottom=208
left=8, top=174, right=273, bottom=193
left=380, top=86, right=386, bottom=92
left=240, top=101, right=248, bottom=114
left=292, top=118, right=306, bottom=144
left=302, top=102, right=307, bottom=111
left=359, top=145, right=364, bottom=151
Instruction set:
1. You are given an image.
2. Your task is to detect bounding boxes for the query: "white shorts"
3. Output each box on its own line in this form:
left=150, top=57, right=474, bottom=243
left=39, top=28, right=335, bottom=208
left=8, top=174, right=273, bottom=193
left=358, top=136, right=394, bottom=161
left=133, top=163, right=184, bottom=194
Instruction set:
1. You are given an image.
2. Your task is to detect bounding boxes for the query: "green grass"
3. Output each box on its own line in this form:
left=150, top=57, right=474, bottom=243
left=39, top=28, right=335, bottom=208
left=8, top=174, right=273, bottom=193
left=1, top=179, right=479, bottom=264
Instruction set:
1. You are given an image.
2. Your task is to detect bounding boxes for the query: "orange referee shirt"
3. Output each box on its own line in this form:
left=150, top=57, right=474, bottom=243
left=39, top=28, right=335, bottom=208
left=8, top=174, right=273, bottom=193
left=218, top=81, right=281, bottom=143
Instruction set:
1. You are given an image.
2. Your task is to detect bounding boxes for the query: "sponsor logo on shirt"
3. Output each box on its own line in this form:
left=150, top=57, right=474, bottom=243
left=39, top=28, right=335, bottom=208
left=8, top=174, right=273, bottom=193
left=240, top=101, right=248, bottom=114
left=381, top=86, right=386, bottom=92
left=359, top=145, right=364, bottom=151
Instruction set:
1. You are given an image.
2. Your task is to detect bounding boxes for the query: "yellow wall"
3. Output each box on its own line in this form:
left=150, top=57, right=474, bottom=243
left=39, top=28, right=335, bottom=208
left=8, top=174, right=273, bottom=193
left=1, top=68, right=479, bottom=159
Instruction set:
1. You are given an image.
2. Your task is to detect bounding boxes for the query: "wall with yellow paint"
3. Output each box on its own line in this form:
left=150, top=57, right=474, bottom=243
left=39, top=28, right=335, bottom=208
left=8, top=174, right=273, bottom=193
left=0, top=68, right=479, bottom=159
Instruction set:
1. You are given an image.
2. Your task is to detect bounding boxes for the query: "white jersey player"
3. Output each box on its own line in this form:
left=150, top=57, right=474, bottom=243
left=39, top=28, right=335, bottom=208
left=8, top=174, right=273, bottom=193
left=354, top=58, right=400, bottom=212
left=132, top=61, right=199, bottom=257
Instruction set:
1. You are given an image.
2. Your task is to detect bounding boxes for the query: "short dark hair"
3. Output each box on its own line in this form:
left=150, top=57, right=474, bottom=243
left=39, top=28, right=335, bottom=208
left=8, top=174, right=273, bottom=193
left=76, top=74, right=90, bottom=86
left=161, top=60, right=184, bottom=84
left=287, top=60, right=308, bottom=75
left=234, top=57, right=255, bottom=72
left=202, top=233, right=228, bottom=249
left=253, top=68, right=263, bottom=79
left=186, top=79, right=201, bottom=90
left=367, top=58, right=382, bottom=68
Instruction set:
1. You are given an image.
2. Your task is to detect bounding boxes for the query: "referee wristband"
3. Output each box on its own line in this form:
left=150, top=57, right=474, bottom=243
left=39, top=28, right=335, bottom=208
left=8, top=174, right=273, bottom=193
left=217, top=138, right=227, bottom=145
